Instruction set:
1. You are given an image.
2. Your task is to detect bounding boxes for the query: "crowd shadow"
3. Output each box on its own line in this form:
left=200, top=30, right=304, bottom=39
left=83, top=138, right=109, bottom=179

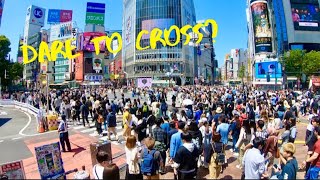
left=70, top=143, right=86, bottom=157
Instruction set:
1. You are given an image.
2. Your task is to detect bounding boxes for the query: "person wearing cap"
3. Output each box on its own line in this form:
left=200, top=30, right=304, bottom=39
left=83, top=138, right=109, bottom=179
left=123, top=106, right=133, bottom=140
left=58, top=114, right=72, bottom=152
left=213, top=107, right=223, bottom=127
left=271, top=143, right=298, bottom=179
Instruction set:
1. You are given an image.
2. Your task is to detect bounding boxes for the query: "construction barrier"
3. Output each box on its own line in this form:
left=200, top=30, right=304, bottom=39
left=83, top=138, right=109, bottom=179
left=47, top=114, right=59, bottom=131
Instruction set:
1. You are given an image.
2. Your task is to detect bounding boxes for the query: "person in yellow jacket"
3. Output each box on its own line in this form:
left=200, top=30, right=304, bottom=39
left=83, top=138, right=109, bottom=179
left=123, top=106, right=132, bottom=140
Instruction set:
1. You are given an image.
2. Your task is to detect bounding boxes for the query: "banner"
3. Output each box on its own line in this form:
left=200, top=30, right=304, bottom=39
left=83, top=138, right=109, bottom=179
left=26, top=5, right=46, bottom=27
left=255, top=61, right=282, bottom=79
left=75, top=52, right=84, bottom=81
left=50, top=21, right=73, bottom=41
left=290, top=0, right=320, bottom=31
left=92, top=58, right=102, bottom=73
left=47, top=9, right=73, bottom=24
left=0, top=160, right=26, bottom=179
left=0, top=0, right=4, bottom=27
left=35, top=142, right=64, bottom=179
left=137, top=78, right=152, bottom=88
left=250, top=0, right=273, bottom=53
left=82, top=32, right=106, bottom=51
left=85, top=2, right=105, bottom=25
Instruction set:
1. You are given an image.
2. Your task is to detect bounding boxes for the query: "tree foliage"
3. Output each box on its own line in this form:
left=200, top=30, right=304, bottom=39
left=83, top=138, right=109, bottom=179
left=283, top=49, right=320, bottom=77
left=238, top=65, right=246, bottom=80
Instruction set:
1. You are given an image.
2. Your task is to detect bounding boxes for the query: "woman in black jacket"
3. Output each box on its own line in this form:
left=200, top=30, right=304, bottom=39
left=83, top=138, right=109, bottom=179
left=206, top=133, right=224, bottom=179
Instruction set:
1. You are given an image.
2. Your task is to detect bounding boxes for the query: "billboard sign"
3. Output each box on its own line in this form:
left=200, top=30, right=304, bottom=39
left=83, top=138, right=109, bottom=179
left=290, top=0, right=320, bottom=31
left=82, top=32, right=106, bottom=51
left=250, top=0, right=273, bottom=53
left=75, top=52, right=84, bottom=81
left=255, top=61, right=282, bottom=79
left=0, top=0, right=4, bottom=27
left=47, top=9, right=73, bottom=24
left=0, top=160, right=26, bottom=179
left=137, top=78, right=152, bottom=88
left=84, top=74, right=103, bottom=81
left=142, top=18, right=176, bottom=39
left=26, top=5, right=46, bottom=26
left=92, top=58, right=102, bottom=73
left=85, top=2, right=105, bottom=25
left=125, top=15, right=132, bottom=45
left=35, top=142, right=64, bottom=179
left=71, top=28, right=77, bottom=47
left=50, top=21, right=73, bottom=41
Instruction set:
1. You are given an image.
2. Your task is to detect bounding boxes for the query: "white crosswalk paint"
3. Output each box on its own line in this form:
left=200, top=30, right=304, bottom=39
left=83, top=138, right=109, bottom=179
left=80, top=128, right=96, bottom=133
left=0, top=140, right=4, bottom=143
left=73, top=126, right=86, bottom=130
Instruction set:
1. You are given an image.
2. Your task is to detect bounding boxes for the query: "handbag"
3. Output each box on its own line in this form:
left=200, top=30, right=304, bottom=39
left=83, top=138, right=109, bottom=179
left=128, top=160, right=140, bottom=175
left=275, top=147, right=280, bottom=159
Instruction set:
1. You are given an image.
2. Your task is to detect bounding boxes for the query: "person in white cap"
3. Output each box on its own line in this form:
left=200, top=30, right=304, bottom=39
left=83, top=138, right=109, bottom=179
left=122, top=105, right=132, bottom=140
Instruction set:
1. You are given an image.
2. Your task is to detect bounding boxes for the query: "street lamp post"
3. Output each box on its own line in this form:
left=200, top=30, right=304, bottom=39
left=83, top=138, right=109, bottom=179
left=46, top=71, right=52, bottom=113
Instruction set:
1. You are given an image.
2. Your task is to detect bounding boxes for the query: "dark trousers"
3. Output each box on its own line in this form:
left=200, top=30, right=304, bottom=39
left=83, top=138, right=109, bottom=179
left=60, top=132, right=71, bottom=151
left=177, top=171, right=196, bottom=180
left=82, top=113, right=89, bottom=126
left=305, top=130, right=312, bottom=143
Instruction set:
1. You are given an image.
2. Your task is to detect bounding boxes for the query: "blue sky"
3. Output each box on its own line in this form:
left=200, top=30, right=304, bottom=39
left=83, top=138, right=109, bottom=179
left=0, top=0, right=248, bottom=67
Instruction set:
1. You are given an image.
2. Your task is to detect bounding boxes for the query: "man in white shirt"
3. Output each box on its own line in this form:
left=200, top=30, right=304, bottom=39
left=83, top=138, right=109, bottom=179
left=242, top=137, right=268, bottom=179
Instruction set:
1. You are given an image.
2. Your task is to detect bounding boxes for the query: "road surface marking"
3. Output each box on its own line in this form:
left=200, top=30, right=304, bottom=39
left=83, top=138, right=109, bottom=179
left=80, top=128, right=96, bottom=133
left=73, top=126, right=86, bottom=130
left=116, top=126, right=122, bottom=130
left=0, top=140, right=4, bottom=143
left=99, top=136, right=108, bottom=141
left=89, top=132, right=99, bottom=137
left=12, top=137, right=22, bottom=140
left=0, top=111, right=8, bottom=115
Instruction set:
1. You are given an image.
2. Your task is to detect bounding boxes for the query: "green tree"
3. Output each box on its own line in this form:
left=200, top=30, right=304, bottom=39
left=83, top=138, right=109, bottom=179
left=9, top=62, right=24, bottom=81
left=282, top=49, right=305, bottom=78
left=302, top=50, right=320, bottom=76
left=238, top=65, right=246, bottom=84
left=0, top=35, right=11, bottom=88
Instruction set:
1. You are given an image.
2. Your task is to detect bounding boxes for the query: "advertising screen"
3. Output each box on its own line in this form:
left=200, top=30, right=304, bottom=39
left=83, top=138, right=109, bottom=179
left=290, top=0, right=320, bottom=31
left=50, top=21, right=72, bottom=41
left=0, top=0, right=4, bottom=27
left=137, top=78, right=152, bottom=88
left=250, top=0, right=273, bottom=53
left=255, top=61, right=282, bottom=79
left=47, top=9, right=73, bottom=24
left=142, top=18, right=175, bottom=39
left=82, top=32, right=106, bottom=52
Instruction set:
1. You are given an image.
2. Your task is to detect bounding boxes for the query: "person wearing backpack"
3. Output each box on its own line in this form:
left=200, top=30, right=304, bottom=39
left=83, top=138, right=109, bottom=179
left=141, top=137, right=163, bottom=179
left=106, top=108, right=118, bottom=141
left=142, top=102, right=149, bottom=118
left=172, top=132, right=200, bottom=180
left=206, top=132, right=224, bottom=179
left=152, top=118, right=167, bottom=174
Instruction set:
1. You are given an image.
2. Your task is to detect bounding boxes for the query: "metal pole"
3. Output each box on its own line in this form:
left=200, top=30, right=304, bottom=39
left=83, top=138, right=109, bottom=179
left=0, top=77, right=2, bottom=99
left=46, top=74, right=49, bottom=113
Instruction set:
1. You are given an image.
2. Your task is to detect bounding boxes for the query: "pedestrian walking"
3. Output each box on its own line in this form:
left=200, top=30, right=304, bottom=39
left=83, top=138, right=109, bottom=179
left=58, top=114, right=71, bottom=152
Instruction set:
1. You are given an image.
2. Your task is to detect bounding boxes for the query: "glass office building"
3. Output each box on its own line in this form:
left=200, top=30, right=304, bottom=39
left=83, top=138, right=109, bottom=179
left=122, top=0, right=197, bottom=85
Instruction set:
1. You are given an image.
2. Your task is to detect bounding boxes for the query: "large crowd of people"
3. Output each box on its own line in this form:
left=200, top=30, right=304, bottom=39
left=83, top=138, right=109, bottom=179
left=2, top=85, right=320, bottom=179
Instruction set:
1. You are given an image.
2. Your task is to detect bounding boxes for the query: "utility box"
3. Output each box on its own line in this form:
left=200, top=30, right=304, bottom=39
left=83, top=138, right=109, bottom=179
left=90, top=141, right=112, bottom=166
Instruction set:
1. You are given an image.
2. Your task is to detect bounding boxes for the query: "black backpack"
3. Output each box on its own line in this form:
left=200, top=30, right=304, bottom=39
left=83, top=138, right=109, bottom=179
left=248, top=105, right=255, bottom=120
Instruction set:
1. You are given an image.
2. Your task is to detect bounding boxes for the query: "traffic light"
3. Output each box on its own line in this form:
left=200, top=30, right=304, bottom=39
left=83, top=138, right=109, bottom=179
left=267, top=74, right=270, bottom=82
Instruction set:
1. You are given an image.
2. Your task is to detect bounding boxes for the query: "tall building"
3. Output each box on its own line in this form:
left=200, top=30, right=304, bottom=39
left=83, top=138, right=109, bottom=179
left=122, top=0, right=197, bottom=86
left=23, top=5, right=46, bottom=88
left=224, top=49, right=248, bottom=81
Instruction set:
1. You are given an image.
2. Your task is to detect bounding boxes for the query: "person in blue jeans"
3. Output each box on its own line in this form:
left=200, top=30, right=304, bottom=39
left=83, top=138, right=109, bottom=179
left=229, top=115, right=241, bottom=155
left=303, top=126, right=320, bottom=180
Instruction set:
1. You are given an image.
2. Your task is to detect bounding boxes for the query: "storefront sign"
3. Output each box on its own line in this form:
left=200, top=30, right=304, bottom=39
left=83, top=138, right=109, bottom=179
left=84, top=74, right=103, bottom=81
left=0, top=160, right=26, bottom=179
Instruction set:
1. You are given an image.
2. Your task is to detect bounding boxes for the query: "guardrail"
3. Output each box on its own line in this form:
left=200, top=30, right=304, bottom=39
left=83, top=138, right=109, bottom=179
left=0, top=99, right=44, bottom=118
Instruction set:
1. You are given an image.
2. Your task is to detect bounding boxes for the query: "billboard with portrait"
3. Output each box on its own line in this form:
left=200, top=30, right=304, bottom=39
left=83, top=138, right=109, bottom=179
left=82, top=32, right=106, bottom=52
left=290, top=0, right=320, bottom=31
left=47, top=9, right=73, bottom=24
left=255, top=61, right=282, bottom=79
left=142, top=18, right=175, bottom=39
left=50, top=21, right=73, bottom=41
left=250, top=0, right=273, bottom=53
left=26, top=5, right=46, bottom=27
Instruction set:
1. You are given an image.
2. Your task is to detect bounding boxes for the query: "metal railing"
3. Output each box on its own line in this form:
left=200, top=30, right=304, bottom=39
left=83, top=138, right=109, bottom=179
left=0, top=99, right=43, bottom=117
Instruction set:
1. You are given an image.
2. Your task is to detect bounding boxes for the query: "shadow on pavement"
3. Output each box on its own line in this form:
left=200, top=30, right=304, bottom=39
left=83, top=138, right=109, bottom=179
left=70, top=142, right=86, bottom=157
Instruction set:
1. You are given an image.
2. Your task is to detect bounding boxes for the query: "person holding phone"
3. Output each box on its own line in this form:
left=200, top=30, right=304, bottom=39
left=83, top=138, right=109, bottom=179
left=271, top=143, right=298, bottom=179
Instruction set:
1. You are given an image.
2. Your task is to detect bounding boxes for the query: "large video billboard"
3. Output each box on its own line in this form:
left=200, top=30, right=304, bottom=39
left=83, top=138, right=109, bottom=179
left=250, top=0, right=273, bottom=53
left=255, top=61, right=282, bottom=79
left=290, top=0, right=320, bottom=31
left=82, top=32, right=106, bottom=52
left=142, top=18, right=175, bottom=39
left=0, top=0, right=4, bottom=27
left=26, top=5, right=46, bottom=27
left=47, top=9, right=73, bottom=24
left=50, top=21, right=73, bottom=41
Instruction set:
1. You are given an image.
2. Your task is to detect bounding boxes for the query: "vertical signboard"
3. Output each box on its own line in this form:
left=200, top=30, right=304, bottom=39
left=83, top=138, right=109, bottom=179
left=85, top=2, right=105, bottom=25
left=75, top=52, right=84, bottom=81
left=0, top=0, right=4, bottom=27
left=0, top=160, right=26, bottom=179
left=250, top=0, right=272, bottom=54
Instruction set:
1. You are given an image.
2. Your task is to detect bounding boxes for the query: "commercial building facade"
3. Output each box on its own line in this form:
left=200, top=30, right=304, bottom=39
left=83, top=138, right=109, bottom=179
left=122, top=0, right=197, bottom=85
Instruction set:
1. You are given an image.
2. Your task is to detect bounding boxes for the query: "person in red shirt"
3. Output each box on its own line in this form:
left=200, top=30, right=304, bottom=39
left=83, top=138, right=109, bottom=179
left=303, top=126, right=320, bottom=179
